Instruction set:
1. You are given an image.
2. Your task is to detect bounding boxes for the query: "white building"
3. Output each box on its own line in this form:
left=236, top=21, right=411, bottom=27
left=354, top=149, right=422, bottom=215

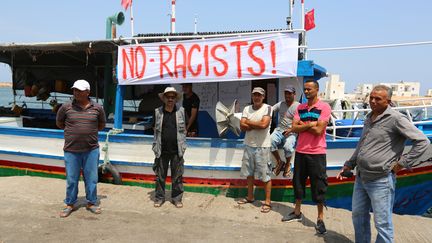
left=427, top=89, right=432, bottom=97
left=355, top=81, right=420, bottom=99
left=324, top=74, right=345, bottom=100
left=380, top=81, right=420, bottom=97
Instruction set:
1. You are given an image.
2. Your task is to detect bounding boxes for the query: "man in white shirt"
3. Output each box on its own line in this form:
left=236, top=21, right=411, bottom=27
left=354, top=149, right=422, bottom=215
left=237, top=87, right=273, bottom=213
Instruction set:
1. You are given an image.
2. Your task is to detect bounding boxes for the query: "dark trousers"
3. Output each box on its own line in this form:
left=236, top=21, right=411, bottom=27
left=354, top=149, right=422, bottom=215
left=153, top=153, right=184, bottom=203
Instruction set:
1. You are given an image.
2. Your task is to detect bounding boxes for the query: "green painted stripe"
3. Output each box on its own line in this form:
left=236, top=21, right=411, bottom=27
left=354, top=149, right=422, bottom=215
left=2, top=167, right=431, bottom=203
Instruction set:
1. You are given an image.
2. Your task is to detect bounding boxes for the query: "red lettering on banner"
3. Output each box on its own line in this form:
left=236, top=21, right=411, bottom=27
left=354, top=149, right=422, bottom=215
left=247, top=41, right=265, bottom=76
left=204, top=45, right=210, bottom=76
left=270, top=41, right=277, bottom=74
left=187, top=44, right=202, bottom=77
left=174, top=44, right=187, bottom=78
left=135, top=46, right=146, bottom=79
left=211, top=44, right=228, bottom=77
left=122, top=48, right=135, bottom=79
left=159, top=45, right=174, bottom=78
left=230, top=41, right=248, bottom=78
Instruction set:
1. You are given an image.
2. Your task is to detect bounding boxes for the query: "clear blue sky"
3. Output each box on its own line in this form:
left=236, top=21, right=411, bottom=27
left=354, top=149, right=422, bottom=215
left=1, top=0, right=431, bottom=94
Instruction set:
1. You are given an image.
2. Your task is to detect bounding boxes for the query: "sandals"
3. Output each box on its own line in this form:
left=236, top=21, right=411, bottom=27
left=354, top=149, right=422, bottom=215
left=283, top=163, right=293, bottom=178
left=173, top=201, right=183, bottom=208
left=154, top=200, right=165, bottom=208
left=261, top=203, right=272, bottom=213
left=59, top=206, right=74, bottom=218
left=86, top=205, right=102, bottom=214
left=273, top=161, right=286, bottom=176
left=237, top=197, right=255, bottom=205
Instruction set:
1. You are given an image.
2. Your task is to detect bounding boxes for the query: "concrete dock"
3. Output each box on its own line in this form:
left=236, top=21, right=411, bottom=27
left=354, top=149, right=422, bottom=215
left=0, top=176, right=431, bottom=242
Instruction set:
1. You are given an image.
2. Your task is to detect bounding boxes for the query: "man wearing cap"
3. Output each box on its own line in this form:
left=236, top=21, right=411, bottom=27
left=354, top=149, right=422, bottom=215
left=237, top=87, right=273, bottom=213
left=270, top=85, right=300, bottom=178
left=182, top=83, right=200, bottom=137
left=152, top=87, right=187, bottom=208
left=282, top=80, right=331, bottom=235
left=56, top=79, right=106, bottom=217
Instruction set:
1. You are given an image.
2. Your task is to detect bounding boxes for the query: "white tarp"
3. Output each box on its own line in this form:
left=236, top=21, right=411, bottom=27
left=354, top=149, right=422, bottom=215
left=117, top=33, right=299, bottom=85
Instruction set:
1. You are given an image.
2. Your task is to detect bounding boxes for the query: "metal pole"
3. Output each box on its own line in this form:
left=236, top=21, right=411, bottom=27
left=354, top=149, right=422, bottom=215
left=194, top=14, right=198, bottom=34
left=171, top=0, right=176, bottom=33
left=130, top=1, right=135, bottom=37
left=301, top=0, right=307, bottom=60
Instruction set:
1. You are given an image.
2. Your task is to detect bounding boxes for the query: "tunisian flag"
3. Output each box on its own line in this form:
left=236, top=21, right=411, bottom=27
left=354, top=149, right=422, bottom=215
left=305, top=9, right=316, bottom=31
left=121, top=0, right=132, bottom=10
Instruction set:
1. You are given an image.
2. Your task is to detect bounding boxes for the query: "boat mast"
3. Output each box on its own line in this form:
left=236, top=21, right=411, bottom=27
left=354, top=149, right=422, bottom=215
left=170, top=0, right=176, bottom=33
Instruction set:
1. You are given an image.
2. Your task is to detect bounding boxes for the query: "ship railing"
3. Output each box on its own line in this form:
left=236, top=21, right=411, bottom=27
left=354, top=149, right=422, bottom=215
left=327, top=103, right=432, bottom=140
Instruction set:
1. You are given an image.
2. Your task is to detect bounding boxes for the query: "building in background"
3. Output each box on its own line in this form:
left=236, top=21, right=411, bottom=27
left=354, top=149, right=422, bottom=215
left=379, top=81, right=420, bottom=97
left=427, top=89, right=432, bottom=97
left=324, top=74, right=345, bottom=100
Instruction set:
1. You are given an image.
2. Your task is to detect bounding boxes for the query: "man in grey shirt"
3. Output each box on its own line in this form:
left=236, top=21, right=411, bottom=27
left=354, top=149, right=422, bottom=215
left=337, top=85, right=430, bottom=243
left=270, top=85, right=299, bottom=177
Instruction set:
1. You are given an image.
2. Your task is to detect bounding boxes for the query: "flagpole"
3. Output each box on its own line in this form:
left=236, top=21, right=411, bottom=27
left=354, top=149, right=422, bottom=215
left=301, top=0, right=307, bottom=60
left=130, top=1, right=138, bottom=43
left=130, top=1, right=135, bottom=37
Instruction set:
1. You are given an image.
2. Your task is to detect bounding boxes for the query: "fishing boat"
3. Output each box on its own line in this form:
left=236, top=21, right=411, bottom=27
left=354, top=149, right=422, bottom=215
left=1, top=23, right=431, bottom=216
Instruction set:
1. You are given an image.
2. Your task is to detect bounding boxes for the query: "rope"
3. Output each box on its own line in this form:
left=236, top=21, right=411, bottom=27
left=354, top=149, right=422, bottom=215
left=102, top=128, right=124, bottom=166
left=309, top=40, right=432, bottom=52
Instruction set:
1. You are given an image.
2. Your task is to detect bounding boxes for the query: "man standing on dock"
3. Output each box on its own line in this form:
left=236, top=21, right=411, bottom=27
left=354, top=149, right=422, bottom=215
left=270, top=85, right=299, bottom=177
left=56, top=79, right=106, bottom=217
left=237, top=87, right=273, bottom=213
left=152, top=87, right=187, bottom=208
left=337, top=85, right=430, bottom=243
left=282, top=80, right=331, bottom=235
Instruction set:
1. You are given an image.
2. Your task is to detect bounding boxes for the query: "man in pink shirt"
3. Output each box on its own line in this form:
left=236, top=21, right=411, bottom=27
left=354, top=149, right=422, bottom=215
left=281, top=80, right=331, bottom=235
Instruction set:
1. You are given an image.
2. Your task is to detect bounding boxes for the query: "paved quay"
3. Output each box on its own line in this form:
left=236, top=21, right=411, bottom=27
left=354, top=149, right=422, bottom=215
left=1, top=176, right=431, bottom=243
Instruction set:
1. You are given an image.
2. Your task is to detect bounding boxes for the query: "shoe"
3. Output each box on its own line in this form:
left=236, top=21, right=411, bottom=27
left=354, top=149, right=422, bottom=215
left=281, top=212, right=302, bottom=222
left=315, top=219, right=327, bottom=234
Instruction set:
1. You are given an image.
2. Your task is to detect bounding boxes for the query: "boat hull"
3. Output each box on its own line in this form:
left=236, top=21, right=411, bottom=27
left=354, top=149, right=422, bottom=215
left=0, top=126, right=431, bottom=215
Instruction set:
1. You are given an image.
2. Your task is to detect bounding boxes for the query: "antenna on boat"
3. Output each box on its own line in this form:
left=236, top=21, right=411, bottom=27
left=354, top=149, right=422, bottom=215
left=287, top=0, right=294, bottom=29
left=194, top=14, right=198, bottom=34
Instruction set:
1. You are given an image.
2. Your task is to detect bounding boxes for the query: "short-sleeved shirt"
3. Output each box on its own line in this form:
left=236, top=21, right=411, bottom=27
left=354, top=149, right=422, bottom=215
left=272, top=101, right=300, bottom=130
left=56, top=100, right=106, bottom=153
left=242, top=104, right=272, bottom=147
left=182, top=92, right=200, bottom=132
left=293, top=99, right=331, bottom=154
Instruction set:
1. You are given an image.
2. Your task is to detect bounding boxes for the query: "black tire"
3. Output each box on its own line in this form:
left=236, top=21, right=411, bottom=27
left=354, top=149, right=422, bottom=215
left=97, top=163, right=122, bottom=185
left=105, top=163, right=122, bottom=185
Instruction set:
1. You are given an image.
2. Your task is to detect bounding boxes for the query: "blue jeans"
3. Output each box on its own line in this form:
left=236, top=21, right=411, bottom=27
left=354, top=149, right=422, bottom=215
left=352, top=173, right=396, bottom=243
left=270, top=129, right=296, bottom=158
left=64, top=148, right=100, bottom=205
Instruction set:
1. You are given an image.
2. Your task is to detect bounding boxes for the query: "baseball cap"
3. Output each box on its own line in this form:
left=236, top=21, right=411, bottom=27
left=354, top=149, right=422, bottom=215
left=251, top=87, right=265, bottom=95
left=71, top=79, right=90, bottom=91
left=284, top=85, right=296, bottom=93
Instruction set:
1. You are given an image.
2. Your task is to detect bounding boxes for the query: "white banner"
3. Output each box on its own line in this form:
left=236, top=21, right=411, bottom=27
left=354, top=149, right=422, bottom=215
left=117, top=33, right=299, bottom=85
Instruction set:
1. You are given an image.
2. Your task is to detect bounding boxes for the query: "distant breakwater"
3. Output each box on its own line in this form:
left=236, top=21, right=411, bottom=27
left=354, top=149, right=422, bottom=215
left=0, top=82, right=12, bottom=88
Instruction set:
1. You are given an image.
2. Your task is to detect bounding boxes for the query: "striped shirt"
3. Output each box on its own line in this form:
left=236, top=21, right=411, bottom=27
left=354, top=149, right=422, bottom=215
left=293, top=99, right=331, bottom=154
left=56, top=100, right=106, bottom=152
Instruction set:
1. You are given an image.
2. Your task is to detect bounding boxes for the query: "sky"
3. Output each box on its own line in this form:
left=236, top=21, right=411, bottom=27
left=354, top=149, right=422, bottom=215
left=1, top=0, right=431, bottom=94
